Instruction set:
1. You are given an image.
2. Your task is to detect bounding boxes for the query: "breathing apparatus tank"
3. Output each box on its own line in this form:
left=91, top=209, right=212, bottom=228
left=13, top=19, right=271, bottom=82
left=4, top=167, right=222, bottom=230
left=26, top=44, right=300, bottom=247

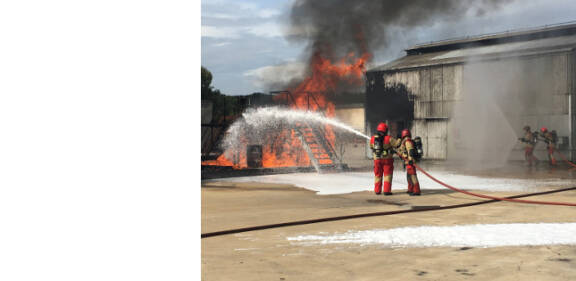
left=412, top=136, right=423, bottom=161
left=373, top=133, right=384, bottom=157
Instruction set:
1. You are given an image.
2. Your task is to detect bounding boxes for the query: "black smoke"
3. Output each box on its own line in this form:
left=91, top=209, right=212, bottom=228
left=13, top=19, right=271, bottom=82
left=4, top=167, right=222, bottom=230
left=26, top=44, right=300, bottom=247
left=288, top=0, right=515, bottom=63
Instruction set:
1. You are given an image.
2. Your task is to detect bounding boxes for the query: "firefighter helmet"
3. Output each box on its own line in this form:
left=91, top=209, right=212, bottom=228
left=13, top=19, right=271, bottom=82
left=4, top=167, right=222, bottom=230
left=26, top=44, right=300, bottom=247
left=376, top=122, right=388, bottom=133
left=541, top=127, right=548, bottom=133
left=401, top=129, right=411, bottom=138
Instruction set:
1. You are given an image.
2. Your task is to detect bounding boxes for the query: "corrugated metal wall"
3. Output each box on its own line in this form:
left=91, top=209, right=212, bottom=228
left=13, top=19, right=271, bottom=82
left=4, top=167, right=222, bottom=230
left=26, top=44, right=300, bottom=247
left=378, top=51, right=573, bottom=161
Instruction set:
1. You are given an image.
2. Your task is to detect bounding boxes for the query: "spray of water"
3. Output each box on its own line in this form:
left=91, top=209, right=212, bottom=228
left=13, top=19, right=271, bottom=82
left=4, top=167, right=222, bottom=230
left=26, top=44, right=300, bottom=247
left=246, top=107, right=369, bottom=139
left=220, top=106, right=370, bottom=171
left=449, top=56, right=563, bottom=169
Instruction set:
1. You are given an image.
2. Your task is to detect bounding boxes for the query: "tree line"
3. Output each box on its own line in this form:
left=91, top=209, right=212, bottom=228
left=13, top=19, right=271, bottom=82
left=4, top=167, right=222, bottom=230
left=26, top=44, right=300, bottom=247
left=201, top=66, right=246, bottom=121
left=202, top=66, right=274, bottom=123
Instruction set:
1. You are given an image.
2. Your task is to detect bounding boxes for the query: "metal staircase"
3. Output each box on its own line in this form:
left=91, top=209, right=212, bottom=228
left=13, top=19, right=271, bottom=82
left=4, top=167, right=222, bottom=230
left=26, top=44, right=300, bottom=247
left=272, top=90, right=345, bottom=171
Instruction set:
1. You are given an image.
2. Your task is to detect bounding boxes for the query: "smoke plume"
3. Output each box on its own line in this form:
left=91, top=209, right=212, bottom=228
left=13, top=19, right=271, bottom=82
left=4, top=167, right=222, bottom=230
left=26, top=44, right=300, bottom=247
left=287, top=0, right=514, bottom=68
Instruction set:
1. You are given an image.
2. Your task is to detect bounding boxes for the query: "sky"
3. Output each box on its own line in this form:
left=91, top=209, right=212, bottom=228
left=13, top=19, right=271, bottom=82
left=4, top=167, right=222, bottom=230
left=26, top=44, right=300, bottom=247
left=202, top=0, right=576, bottom=96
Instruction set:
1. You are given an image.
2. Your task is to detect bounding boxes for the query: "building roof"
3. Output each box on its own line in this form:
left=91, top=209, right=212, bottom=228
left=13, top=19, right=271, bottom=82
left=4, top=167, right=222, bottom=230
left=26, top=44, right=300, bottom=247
left=370, top=22, right=576, bottom=73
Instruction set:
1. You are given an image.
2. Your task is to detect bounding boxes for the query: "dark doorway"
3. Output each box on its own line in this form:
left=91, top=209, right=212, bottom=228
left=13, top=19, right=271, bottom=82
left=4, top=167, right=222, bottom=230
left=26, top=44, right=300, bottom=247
left=365, top=71, right=414, bottom=136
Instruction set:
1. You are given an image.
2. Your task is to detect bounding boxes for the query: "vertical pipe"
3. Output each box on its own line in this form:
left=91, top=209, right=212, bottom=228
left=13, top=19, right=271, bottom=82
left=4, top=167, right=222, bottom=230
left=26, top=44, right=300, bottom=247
left=567, top=51, right=576, bottom=161
left=568, top=52, right=572, bottom=161
left=569, top=93, right=572, bottom=160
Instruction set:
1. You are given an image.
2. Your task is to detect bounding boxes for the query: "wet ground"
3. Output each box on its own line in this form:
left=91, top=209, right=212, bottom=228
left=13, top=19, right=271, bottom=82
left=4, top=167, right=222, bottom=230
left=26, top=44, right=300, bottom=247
left=201, top=161, right=576, bottom=280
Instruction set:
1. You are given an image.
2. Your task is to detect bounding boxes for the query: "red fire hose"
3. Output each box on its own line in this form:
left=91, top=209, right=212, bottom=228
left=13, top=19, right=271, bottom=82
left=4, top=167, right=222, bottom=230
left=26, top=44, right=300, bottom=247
left=412, top=162, right=576, bottom=207
left=389, top=145, right=576, bottom=207
left=555, top=150, right=576, bottom=169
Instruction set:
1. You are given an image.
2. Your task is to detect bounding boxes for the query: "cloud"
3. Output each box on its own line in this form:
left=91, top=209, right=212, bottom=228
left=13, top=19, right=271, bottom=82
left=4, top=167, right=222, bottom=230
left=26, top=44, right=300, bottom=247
left=202, top=12, right=240, bottom=20
left=203, top=1, right=282, bottom=20
left=202, top=22, right=284, bottom=39
left=244, top=61, right=306, bottom=90
left=211, top=41, right=231, bottom=47
left=201, top=25, right=240, bottom=39
left=246, top=22, right=284, bottom=38
left=257, top=8, right=281, bottom=18
left=201, top=1, right=286, bottom=39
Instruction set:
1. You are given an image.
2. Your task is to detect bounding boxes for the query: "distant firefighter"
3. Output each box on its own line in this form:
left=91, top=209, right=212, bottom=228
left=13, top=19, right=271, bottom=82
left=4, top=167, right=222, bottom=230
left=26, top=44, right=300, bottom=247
left=518, top=125, right=538, bottom=166
left=539, top=127, right=557, bottom=166
left=370, top=122, right=400, bottom=195
left=398, top=129, right=421, bottom=196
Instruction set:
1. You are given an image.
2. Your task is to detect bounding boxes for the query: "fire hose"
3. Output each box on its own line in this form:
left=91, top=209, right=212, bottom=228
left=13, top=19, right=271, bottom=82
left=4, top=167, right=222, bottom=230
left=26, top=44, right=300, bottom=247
left=201, top=186, right=576, bottom=238
left=201, top=147, right=576, bottom=238
left=555, top=150, right=576, bottom=169
left=395, top=147, right=576, bottom=207
left=413, top=163, right=576, bottom=206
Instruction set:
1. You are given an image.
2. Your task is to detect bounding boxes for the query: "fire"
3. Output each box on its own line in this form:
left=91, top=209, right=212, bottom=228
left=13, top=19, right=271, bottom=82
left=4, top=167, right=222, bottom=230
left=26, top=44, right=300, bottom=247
left=201, top=153, right=235, bottom=167
left=202, top=50, right=370, bottom=169
left=261, top=130, right=311, bottom=167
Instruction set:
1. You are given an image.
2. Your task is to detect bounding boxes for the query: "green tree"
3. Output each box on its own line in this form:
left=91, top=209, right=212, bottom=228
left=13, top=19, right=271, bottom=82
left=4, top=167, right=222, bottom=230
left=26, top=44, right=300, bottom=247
left=201, top=66, right=248, bottom=120
left=201, top=66, right=213, bottom=99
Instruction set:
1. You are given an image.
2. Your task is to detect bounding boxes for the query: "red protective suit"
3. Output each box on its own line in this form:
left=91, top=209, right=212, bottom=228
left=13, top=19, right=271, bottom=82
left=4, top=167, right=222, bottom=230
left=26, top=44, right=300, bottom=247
left=399, top=130, right=421, bottom=195
left=540, top=129, right=557, bottom=166
left=370, top=133, right=396, bottom=194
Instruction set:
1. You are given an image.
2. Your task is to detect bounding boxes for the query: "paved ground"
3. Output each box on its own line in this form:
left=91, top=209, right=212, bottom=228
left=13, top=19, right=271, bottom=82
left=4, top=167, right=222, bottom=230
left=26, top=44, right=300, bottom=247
left=201, top=165, right=576, bottom=281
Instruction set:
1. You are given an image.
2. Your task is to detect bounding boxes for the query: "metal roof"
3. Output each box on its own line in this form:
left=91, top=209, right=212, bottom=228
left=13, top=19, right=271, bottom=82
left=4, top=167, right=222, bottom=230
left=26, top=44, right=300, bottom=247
left=407, top=21, right=576, bottom=54
left=370, top=23, right=576, bottom=73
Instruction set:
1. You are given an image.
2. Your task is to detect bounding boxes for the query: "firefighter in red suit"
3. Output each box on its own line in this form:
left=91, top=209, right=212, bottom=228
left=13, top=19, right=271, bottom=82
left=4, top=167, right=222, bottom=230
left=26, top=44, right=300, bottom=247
left=539, top=127, right=557, bottom=166
left=398, top=129, right=421, bottom=196
left=370, top=123, right=400, bottom=195
left=518, top=125, right=537, bottom=166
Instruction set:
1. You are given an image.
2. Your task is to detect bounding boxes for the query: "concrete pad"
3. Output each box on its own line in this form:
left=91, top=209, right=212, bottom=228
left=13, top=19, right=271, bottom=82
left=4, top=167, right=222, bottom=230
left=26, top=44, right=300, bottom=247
left=201, top=166, right=576, bottom=280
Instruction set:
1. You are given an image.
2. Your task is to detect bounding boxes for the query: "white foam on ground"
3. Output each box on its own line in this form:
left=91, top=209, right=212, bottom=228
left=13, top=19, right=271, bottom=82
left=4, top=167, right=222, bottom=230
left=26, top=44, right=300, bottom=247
left=287, top=223, right=576, bottom=248
left=205, top=171, right=571, bottom=195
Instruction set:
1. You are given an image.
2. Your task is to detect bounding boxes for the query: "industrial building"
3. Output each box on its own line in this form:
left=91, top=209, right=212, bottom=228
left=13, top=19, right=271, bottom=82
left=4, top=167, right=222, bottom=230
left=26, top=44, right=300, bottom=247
left=365, top=22, right=576, bottom=161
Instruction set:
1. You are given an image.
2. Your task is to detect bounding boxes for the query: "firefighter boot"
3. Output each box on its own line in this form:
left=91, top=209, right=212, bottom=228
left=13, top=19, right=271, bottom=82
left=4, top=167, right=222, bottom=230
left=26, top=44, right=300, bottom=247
left=374, top=180, right=382, bottom=195
left=383, top=181, right=392, bottom=195
left=410, top=182, right=421, bottom=196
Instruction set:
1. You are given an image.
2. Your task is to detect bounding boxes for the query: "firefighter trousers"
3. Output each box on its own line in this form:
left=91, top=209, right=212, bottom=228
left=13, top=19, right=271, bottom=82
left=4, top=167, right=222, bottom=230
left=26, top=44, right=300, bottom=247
left=524, top=147, right=537, bottom=166
left=547, top=146, right=557, bottom=165
left=406, top=164, right=421, bottom=194
left=374, top=158, right=394, bottom=194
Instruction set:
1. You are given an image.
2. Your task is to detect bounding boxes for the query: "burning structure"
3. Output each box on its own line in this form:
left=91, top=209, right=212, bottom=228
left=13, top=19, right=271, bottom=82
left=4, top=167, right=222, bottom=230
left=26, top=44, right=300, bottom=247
left=202, top=55, right=368, bottom=171
left=366, top=22, right=576, bottom=165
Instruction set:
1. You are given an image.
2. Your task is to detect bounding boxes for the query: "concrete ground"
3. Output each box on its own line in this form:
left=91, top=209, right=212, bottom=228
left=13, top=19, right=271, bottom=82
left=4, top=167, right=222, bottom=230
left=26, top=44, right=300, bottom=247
left=201, top=164, right=576, bottom=281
